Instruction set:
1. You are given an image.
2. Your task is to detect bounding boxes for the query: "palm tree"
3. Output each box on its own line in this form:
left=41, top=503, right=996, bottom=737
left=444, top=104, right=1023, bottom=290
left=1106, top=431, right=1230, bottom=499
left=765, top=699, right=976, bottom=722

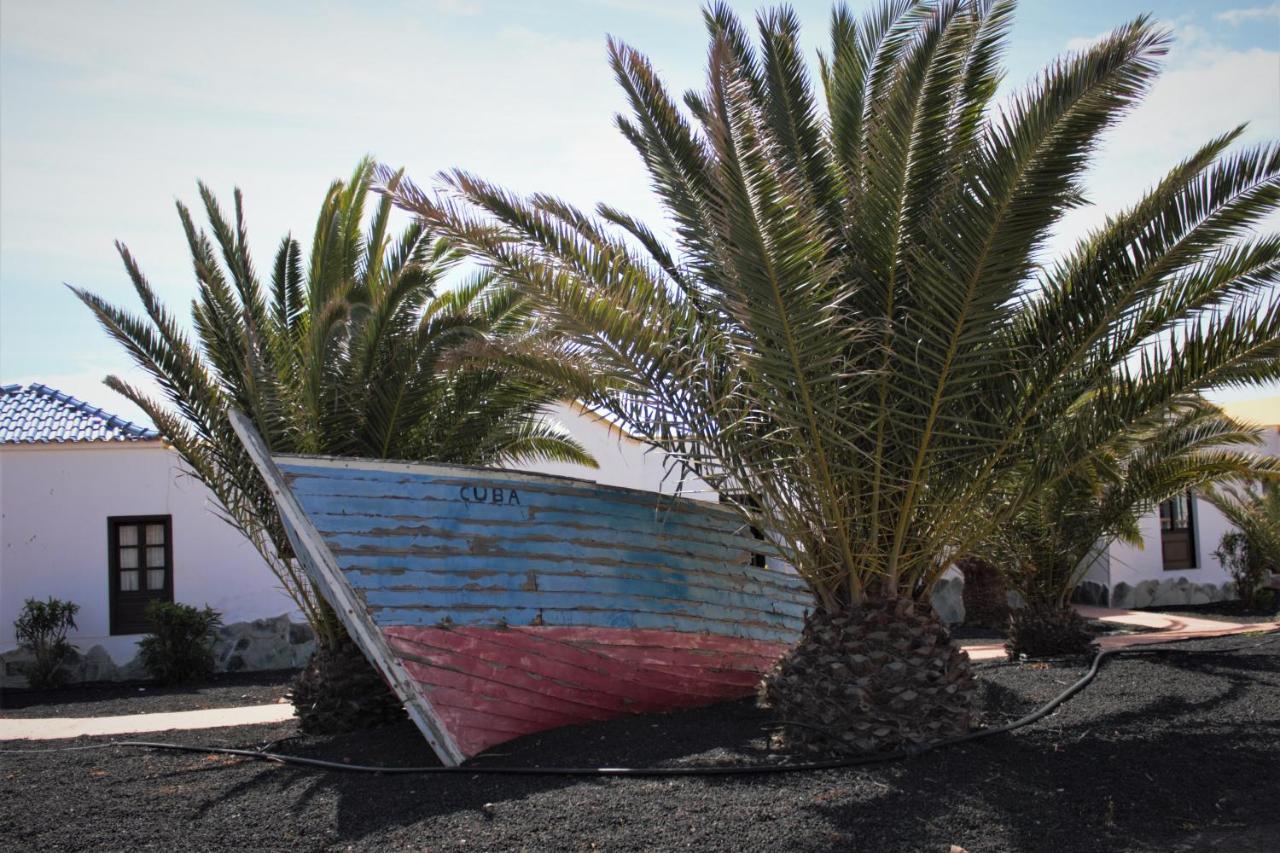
left=392, top=1, right=1280, bottom=754
left=72, top=158, right=595, bottom=731
left=1203, top=480, right=1280, bottom=610
left=1000, top=402, right=1280, bottom=657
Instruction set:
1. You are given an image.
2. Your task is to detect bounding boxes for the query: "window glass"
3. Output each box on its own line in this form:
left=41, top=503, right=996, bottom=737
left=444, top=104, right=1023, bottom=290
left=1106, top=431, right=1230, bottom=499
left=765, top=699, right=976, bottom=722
left=110, top=516, right=174, bottom=634
left=1160, top=495, right=1191, bottom=531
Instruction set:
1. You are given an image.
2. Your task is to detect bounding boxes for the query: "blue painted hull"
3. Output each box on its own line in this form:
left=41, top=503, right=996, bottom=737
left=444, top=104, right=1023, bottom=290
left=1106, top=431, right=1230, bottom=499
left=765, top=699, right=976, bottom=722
left=231, top=411, right=809, bottom=765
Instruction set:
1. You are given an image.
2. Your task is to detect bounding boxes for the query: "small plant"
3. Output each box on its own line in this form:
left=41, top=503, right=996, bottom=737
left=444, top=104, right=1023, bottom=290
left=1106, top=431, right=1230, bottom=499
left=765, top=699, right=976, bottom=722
left=14, top=597, right=80, bottom=688
left=1204, top=484, right=1280, bottom=612
left=137, top=601, right=222, bottom=684
left=1214, top=531, right=1268, bottom=610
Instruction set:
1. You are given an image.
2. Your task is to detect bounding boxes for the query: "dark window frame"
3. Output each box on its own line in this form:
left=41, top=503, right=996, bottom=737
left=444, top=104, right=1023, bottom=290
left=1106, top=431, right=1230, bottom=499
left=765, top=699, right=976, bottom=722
left=1158, top=493, right=1198, bottom=571
left=107, top=515, right=174, bottom=635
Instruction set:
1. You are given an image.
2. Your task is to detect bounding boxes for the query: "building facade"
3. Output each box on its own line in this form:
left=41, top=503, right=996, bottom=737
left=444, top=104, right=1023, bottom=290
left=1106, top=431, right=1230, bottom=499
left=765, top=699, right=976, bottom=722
left=1083, top=398, right=1280, bottom=609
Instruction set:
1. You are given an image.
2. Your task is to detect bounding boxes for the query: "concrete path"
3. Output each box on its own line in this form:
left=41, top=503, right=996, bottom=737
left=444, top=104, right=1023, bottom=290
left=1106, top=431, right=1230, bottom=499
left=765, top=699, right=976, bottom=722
left=0, top=702, right=295, bottom=741
left=961, top=605, right=1280, bottom=662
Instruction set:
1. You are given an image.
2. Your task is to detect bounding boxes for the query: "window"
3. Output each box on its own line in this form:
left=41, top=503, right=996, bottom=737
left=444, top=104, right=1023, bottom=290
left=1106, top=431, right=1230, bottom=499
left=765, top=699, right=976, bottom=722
left=109, top=516, right=173, bottom=634
left=1159, top=493, right=1196, bottom=570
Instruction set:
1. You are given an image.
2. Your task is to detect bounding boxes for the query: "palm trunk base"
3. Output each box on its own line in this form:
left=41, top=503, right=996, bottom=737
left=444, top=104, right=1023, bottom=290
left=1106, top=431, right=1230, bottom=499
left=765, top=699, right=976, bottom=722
left=957, top=557, right=1010, bottom=629
left=290, top=637, right=407, bottom=734
left=1005, top=603, right=1096, bottom=660
left=759, top=597, right=977, bottom=756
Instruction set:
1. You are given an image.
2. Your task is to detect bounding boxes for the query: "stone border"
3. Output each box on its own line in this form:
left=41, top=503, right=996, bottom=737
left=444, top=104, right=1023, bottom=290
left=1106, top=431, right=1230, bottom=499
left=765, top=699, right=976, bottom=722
left=1, top=614, right=314, bottom=689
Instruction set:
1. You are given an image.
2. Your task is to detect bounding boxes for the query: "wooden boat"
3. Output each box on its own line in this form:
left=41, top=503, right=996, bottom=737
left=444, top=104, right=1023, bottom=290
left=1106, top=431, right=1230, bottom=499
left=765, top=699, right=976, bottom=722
left=231, top=413, right=809, bottom=765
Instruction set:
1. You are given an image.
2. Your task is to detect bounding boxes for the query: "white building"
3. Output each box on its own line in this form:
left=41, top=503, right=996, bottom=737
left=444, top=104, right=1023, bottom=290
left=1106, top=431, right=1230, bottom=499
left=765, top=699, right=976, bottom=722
left=0, top=385, right=703, bottom=685
left=1082, top=396, right=1280, bottom=609
left=0, top=383, right=310, bottom=685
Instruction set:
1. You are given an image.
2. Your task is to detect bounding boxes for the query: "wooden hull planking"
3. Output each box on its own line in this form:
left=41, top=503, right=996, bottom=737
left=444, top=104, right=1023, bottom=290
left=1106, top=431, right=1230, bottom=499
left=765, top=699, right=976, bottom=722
left=231, top=412, right=808, bottom=765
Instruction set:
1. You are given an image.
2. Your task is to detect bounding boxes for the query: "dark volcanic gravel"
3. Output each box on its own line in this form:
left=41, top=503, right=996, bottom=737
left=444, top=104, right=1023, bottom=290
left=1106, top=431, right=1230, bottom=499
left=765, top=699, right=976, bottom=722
left=2, top=634, right=1277, bottom=852
left=0, top=670, right=296, bottom=718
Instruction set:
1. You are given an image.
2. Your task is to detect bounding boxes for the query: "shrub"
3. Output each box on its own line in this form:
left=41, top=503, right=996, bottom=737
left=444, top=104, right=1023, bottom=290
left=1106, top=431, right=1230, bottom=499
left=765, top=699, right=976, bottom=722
left=1215, top=531, right=1272, bottom=611
left=137, top=601, right=222, bottom=684
left=14, top=597, right=80, bottom=689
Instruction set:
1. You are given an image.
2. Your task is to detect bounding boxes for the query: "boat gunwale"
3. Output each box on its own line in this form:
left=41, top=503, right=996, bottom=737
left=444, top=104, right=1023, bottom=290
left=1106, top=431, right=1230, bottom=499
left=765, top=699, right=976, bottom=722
left=275, top=454, right=738, bottom=520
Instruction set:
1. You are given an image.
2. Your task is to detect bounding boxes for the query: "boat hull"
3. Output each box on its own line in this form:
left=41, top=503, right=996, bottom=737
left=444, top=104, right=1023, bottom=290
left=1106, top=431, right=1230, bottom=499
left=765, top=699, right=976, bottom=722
left=386, top=626, right=792, bottom=757
left=231, top=412, right=808, bottom=765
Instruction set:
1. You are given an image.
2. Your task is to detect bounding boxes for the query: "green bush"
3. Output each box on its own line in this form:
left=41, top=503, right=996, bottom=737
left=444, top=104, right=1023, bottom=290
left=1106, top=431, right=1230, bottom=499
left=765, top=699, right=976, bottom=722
left=14, top=597, right=80, bottom=689
left=1215, top=531, right=1272, bottom=611
left=137, top=601, right=223, bottom=684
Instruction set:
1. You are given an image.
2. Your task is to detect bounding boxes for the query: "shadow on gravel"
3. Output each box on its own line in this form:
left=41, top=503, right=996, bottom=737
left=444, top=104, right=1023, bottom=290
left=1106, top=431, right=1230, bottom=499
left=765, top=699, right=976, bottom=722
left=85, top=642, right=1271, bottom=852
left=976, top=678, right=1040, bottom=724
left=797, top=649, right=1280, bottom=852
left=196, top=699, right=781, bottom=843
left=798, top=724, right=1280, bottom=852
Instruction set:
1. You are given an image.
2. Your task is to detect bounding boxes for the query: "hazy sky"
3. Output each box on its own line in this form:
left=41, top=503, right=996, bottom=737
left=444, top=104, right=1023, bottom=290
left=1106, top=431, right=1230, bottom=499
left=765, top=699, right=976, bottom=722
left=2, top=0, right=1278, bottom=422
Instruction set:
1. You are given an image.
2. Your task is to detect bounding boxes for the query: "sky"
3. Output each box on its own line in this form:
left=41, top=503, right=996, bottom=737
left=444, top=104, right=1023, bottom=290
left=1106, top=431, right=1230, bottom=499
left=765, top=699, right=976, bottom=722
left=1, top=0, right=1278, bottom=424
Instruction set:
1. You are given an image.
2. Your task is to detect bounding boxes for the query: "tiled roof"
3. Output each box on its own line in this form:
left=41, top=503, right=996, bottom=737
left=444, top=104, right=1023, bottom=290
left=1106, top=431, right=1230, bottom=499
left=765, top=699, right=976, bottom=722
left=0, top=383, right=159, bottom=444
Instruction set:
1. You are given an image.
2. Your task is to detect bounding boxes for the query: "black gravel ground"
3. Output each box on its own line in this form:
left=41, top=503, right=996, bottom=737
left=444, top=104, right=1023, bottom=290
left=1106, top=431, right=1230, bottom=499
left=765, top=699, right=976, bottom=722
left=0, top=670, right=297, bottom=718
left=2, top=633, right=1277, bottom=852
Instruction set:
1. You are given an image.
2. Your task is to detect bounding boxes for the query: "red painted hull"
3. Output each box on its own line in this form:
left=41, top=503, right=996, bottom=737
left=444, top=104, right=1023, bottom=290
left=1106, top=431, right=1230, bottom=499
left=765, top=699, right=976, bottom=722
left=385, top=626, right=790, bottom=758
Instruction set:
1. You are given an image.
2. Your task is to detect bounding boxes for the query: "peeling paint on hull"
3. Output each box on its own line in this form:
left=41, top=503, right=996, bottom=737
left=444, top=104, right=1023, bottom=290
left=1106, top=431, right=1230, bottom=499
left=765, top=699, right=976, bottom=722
left=230, top=413, right=808, bottom=765
left=386, top=626, right=793, bottom=758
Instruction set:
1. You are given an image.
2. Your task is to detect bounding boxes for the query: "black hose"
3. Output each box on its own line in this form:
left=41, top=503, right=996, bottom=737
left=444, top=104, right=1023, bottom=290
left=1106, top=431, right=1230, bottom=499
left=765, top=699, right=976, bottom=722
left=5, top=631, right=1277, bottom=777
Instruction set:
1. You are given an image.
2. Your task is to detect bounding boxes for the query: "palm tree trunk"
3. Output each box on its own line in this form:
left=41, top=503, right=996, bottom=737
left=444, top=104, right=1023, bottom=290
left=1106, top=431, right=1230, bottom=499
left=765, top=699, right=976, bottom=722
left=760, top=597, right=976, bottom=755
left=956, top=557, right=1010, bottom=630
left=291, top=613, right=407, bottom=734
left=1005, top=602, right=1096, bottom=659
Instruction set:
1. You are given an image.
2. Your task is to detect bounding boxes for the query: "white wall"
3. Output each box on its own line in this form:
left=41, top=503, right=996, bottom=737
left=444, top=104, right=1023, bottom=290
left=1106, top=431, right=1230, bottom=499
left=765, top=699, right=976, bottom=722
left=1106, top=496, right=1238, bottom=590
left=0, top=442, right=296, bottom=662
left=521, top=402, right=717, bottom=502
left=1105, top=423, right=1280, bottom=597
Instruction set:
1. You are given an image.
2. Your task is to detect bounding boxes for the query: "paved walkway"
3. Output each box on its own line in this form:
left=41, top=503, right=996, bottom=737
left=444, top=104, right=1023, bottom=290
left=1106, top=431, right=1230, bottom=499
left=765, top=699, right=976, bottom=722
left=3, top=607, right=1275, bottom=740
left=960, top=605, right=1280, bottom=661
left=0, top=702, right=295, bottom=741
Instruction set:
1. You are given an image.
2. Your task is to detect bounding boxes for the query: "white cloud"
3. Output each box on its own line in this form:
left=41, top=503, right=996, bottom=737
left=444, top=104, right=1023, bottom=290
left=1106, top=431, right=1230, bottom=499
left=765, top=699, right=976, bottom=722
left=1216, top=4, right=1280, bottom=25
left=1065, top=31, right=1109, bottom=52
left=0, top=0, right=664, bottom=381
left=1045, top=37, right=1280, bottom=260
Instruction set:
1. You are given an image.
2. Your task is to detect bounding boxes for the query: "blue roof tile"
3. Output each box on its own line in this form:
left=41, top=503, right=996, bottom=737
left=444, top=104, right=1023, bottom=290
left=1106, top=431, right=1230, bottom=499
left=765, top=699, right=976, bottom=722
left=0, top=383, right=159, bottom=444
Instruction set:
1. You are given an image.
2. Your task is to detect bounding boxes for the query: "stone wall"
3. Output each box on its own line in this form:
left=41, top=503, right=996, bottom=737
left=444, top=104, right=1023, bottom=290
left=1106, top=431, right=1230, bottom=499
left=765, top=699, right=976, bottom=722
left=1, top=613, right=313, bottom=689
left=931, top=577, right=965, bottom=625
left=935, top=574, right=1238, bottom=626
left=211, top=615, right=315, bottom=673
left=1109, top=577, right=1236, bottom=610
